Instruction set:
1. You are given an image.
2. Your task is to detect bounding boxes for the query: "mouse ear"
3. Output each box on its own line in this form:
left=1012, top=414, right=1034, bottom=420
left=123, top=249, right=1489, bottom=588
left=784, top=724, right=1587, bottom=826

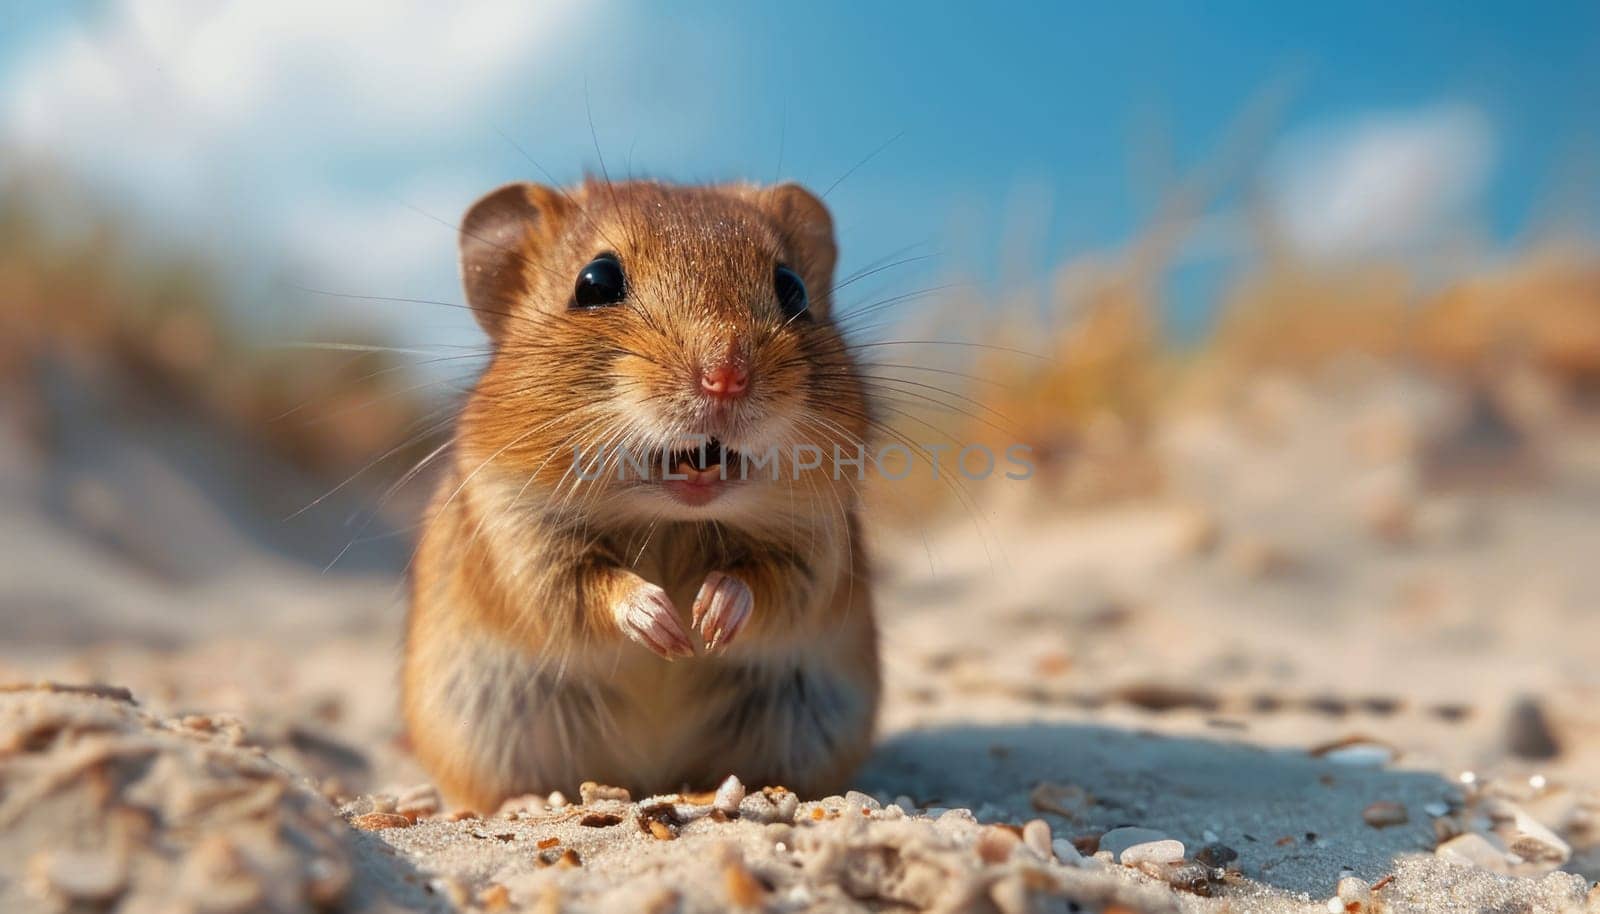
left=760, top=183, right=838, bottom=316
left=459, top=182, right=573, bottom=339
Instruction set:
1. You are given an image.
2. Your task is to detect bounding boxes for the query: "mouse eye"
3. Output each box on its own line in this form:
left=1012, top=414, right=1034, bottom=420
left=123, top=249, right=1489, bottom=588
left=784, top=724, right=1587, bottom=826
left=774, top=265, right=809, bottom=321
left=573, top=254, right=627, bottom=309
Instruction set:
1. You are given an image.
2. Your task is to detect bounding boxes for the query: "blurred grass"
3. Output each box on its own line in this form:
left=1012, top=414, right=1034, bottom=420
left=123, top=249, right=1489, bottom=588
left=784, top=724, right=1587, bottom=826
left=3, top=169, right=1596, bottom=528
left=0, top=173, right=436, bottom=487
left=869, top=234, right=1600, bottom=516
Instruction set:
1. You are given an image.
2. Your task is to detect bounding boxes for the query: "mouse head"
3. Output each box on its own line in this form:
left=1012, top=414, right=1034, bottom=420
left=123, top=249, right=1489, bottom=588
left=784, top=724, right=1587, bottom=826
left=456, top=178, right=870, bottom=527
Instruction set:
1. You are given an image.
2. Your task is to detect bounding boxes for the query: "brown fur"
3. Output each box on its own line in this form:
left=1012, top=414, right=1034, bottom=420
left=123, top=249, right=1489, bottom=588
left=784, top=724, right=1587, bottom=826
left=402, top=178, right=879, bottom=811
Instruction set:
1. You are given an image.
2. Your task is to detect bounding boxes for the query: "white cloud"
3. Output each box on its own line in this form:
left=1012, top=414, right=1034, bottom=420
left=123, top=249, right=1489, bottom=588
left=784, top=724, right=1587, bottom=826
left=1267, top=104, right=1495, bottom=260
left=0, top=0, right=617, bottom=347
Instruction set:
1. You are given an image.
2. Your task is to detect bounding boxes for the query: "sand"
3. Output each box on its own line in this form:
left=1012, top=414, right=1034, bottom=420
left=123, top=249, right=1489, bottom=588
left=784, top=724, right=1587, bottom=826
left=4, top=362, right=1600, bottom=912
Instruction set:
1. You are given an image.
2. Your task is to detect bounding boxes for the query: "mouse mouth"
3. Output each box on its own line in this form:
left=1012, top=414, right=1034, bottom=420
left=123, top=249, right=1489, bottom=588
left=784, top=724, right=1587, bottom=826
left=651, top=437, right=743, bottom=507
left=661, top=437, right=740, bottom=477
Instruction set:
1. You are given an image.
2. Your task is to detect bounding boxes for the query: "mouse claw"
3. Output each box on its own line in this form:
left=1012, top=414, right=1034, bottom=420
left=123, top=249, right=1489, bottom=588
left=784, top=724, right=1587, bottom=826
left=615, top=582, right=695, bottom=660
left=692, top=571, right=754, bottom=653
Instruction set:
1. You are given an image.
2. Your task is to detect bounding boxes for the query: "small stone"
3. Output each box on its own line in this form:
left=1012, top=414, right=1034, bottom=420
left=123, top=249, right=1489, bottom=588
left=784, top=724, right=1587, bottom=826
left=844, top=790, right=881, bottom=811
left=579, top=812, right=623, bottom=827
left=1436, top=833, right=1511, bottom=873
left=938, top=808, right=976, bottom=826
left=1119, top=839, right=1185, bottom=867
left=579, top=781, right=631, bottom=804
left=1168, top=861, right=1213, bottom=896
left=1423, top=802, right=1450, bottom=818
left=975, top=825, right=1022, bottom=864
left=1362, top=802, right=1408, bottom=828
left=715, top=775, right=745, bottom=815
left=1022, top=819, right=1053, bottom=860
left=1312, top=738, right=1397, bottom=767
left=351, top=812, right=411, bottom=830
left=396, top=783, right=440, bottom=819
left=495, top=794, right=545, bottom=818
left=1099, top=827, right=1168, bottom=861
left=1336, top=875, right=1371, bottom=907
left=768, top=789, right=799, bottom=824
left=1501, top=808, right=1570, bottom=865
left=1030, top=781, right=1092, bottom=819
left=1433, top=816, right=1463, bottom=842
left=1051, top=838, right=1083, bottom=865
left=1194, top=843, right=1238, bottom=868
left=1506, top=696, right=1561, bottom=760
left=547, top=791, right=569, bottom=808
left=639, top=803, right=684, bottom=841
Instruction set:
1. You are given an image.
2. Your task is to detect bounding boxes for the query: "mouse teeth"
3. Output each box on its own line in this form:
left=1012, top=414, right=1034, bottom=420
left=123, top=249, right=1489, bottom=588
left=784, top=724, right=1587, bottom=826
left=666, top=438, right=732, bottom=472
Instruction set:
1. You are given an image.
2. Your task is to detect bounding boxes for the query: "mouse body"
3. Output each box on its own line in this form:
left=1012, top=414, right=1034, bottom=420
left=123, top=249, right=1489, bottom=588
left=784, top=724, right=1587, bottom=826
left=401, top=178, right=879, bottom=811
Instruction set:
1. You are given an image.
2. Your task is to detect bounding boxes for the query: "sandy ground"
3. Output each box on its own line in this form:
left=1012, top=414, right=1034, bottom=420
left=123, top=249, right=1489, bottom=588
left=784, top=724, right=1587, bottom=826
left=4, top=362, right=1600, bottom=912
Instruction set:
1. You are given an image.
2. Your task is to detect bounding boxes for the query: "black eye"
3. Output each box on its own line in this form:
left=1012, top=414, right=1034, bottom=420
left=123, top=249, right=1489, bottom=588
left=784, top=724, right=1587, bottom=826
left=774, top=265, right=809, bottom=320
left=573, top=254, right=626, bottom=308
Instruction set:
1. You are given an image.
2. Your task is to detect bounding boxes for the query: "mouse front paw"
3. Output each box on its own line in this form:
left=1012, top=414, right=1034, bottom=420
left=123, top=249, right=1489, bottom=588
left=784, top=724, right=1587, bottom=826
left=614, top=582, right=695, bottom=660
left=692, top=571, right=754, bottom=653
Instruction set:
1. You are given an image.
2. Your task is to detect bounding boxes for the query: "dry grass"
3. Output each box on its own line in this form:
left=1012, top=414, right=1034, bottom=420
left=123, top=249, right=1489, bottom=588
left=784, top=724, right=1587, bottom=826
left=0, top=176, right=435, bottom=485
left=867, top=239, right=1600, bottom=515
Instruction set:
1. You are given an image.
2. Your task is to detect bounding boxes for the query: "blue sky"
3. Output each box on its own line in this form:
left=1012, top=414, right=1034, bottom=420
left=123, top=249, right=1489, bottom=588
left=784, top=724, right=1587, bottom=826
left=2, top=2, right=1596, bottom=347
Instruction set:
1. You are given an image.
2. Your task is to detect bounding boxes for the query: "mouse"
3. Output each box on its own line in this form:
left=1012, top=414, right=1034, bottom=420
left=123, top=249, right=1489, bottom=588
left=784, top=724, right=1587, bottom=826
left=401, top=177, right=880, bottom=811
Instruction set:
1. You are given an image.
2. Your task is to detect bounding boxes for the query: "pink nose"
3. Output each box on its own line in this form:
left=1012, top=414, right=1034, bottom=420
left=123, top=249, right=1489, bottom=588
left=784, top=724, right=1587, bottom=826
left=700, top=362, right=750, bottom=400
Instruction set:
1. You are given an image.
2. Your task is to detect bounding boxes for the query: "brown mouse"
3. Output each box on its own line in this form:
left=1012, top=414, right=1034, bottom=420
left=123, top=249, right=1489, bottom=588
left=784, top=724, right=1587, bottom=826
left=401, top=177, right=879, bottom=811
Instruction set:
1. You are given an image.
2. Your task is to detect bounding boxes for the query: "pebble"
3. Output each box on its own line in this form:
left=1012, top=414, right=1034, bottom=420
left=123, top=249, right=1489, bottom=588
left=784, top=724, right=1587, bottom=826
left=938, top=808, right=976, bottom=826
left=579, top=781, right=631, bottom=804
left=845, top=790, right=881, bottom=811
left=548, top=791, right=569, bottom=808
left=1436, top=832, right=1511, bottom=873
left=1501, top=808, right=1570, bottom=865
left=1168, top=861, right=1213, bottom=896
left=351, top=812, right=410, bottom=830
left=1423, top=802, right=1450, bottom=818
left=1433, top=816, right=1463, bottom=842
left=714, top=775, right=745, bottom=815
left=1362, top=801, right=1408, bottom=828
left=1120, top=839, right=1185, bottom=867
left=495, top=794, right=546, bottom=818
left=770, top=790, right=799, bottom=823
left=975, top=825, right=1022, bottom=864
left=1335, top=875, right=1371, bottom=908
left=1316, top=741, right=1397, bottom=767
left=1021, top=819, right=1052, bottom=860
left=396, top=784, right=440, bottom=819
left=1506, top=696, right=1561, bottom=760
left=1029, top=781, right=1092, bottom=819
left=1051, top=838, right=1084, bottom=866
left=1194, top=843, right=1239, bottom=868
left=1099, top=827, right=1170, bottom=861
